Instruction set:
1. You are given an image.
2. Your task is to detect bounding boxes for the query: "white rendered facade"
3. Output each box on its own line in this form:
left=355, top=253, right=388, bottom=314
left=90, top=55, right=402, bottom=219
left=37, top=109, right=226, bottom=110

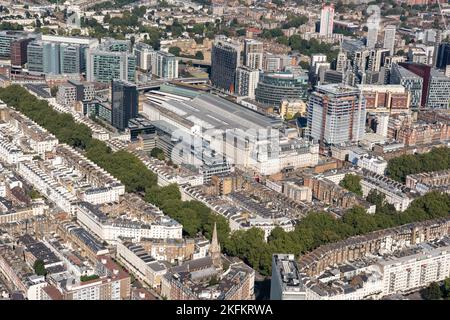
left=272, top=237, right=450, bottom=300
left=155, top=51, right=179, bottom=80
left=0, top=138, right=25, bottom=164
left=76, top=203, right=183, bottom=243
left=17, top=162, right=78, bottom=215
left=235, top=66, right=260, bottom=99
left=383, top=25, right=396, bottom=56
left=361, top=173, right=414, bottom=212
left=116, top=242, right=167, bottom=289
left=356, top=156, right=387, bottom=175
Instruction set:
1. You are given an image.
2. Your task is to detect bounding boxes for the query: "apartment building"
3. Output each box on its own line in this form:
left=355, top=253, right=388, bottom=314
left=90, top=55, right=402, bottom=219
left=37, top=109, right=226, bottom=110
left=116, top=241, right=167, bottom=289
left=17, top=161, right=78, bottom=215
left=358, top=84, right=411, bottom=114
left=405, top=169, right=450, bottom=195
left=360, top=170, right=415, bottom=212
left=0, top=245, right=48, bottom=300
left=42, top=256, right=131, bottom=300
left=307, top=84, right=366, bottom=145
left=76, top=202, right=183, bottom=243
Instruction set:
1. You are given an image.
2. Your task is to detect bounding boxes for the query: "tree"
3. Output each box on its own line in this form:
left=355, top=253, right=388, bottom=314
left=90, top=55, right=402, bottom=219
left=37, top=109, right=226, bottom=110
left=195, top=51, right=204, bottom=60
left=432, top=18, right=441, bottom=29
left=71, top=28, right=81, bottom=36
left=366, top=190, right=385, bottom=207
left=145, top=184, right=181, bottom=207
left=299, top=61, right=310, bottom=70
left=168, top=19, right=184, bottom=38
left=236, top=28, right=246, bottom=36
left=261, top=28, right=283, bottom=39
left=0, top=22, right=23, bottom=31
left=442, top=278, right=450, bottom=299
left=33, top=259, right=47, bottom=276
left=224, top=228, right=268, bottom=273
left=168, top=46, right=181, bottom=56
left=422, top=282, right=442, bottom=300
left=342, top=206, right=377, bottom=235
left=150, top=147, right=165, bottom=161
left=28, top=188, right=41, bottom=199
left=209, top=276, right=219, bottom=286
left=387, top=147, right=450, bottom=182
left=282, top=15, right=308, bottom=29
left=132, top=5, right=147, bottom=17
left=192, top=23, right=205, bottom=35
left=277, top=36, right=289, bottom=46
left=50, top=86, right=58, bottom=97
left=288, top=36, right=339, bottom=62
left=339, top=174, right=363, bottom=196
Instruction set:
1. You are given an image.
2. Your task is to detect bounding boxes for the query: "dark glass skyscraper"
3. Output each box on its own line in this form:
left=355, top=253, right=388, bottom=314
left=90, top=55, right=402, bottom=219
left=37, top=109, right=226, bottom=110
left=436, top=43, right=450, bottom=70
left=210, top=37, right=240, bottom=92
left=111, top=80, right=138, bottom=131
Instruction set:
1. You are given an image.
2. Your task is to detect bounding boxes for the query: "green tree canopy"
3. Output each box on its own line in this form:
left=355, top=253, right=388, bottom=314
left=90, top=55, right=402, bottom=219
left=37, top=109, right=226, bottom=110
left=339, top=174, right=363, bottom=196
left=195, top=51, right=204, bottom=60
left=150, top=147, right=165, bottom=161
left=33, top=259, right=47, bottom=276
left=387, top=147, right=450, bottom=182
left=168, top=46, right=181, bottom=56
left=422, top=282, right=442, bottom=300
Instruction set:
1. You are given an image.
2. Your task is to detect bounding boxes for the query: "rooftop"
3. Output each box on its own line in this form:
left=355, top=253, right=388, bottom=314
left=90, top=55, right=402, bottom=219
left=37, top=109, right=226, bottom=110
left=145, top=92, right=283, bottom=132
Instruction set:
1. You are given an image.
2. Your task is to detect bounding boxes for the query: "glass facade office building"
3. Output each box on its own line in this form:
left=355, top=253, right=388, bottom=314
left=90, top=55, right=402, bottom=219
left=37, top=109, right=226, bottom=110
left=27, top=40, right=85, bottom=75
left=436, top=43, right=450, bottom=70
left=27, top=41, right=45, bottom=73
left=427, top=69, right=450, bottom=109
left=390, top=63, right=423, bottom=108
left=255, top=72, right=308, bottom=106
left=111, top=80, right=138, bottom=131
left=155, top=51, right=178, bottom=79
left=211, top=39, right=240, bottom=92
left=60, top=43, right=82, bottom=74
left=0, top=31, right=25, bottom=58
left=86, top=50, right=136, bottom=83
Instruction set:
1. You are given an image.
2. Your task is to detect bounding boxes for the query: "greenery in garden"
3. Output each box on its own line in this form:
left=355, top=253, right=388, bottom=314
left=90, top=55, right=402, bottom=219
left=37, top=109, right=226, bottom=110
left=421, top=279, right=450, bottom=300
left=33, top=259, right=47, bottom=276
left=339, top=174, right=363, bottom=196
left=80, top=275, right=100, bottom=282
left=150, top=147, right=165, bottom=161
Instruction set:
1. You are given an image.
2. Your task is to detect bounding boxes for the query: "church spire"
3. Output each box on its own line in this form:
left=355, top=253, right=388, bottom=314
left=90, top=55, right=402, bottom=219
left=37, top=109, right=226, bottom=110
left=210, top=223, right=222, bottom=270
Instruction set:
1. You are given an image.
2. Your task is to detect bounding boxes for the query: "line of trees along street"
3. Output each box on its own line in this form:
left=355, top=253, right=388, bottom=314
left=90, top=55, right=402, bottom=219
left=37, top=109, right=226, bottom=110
left=1, top=85, right=449, bottom=276
left=386, top=147, right=450, bottom=182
